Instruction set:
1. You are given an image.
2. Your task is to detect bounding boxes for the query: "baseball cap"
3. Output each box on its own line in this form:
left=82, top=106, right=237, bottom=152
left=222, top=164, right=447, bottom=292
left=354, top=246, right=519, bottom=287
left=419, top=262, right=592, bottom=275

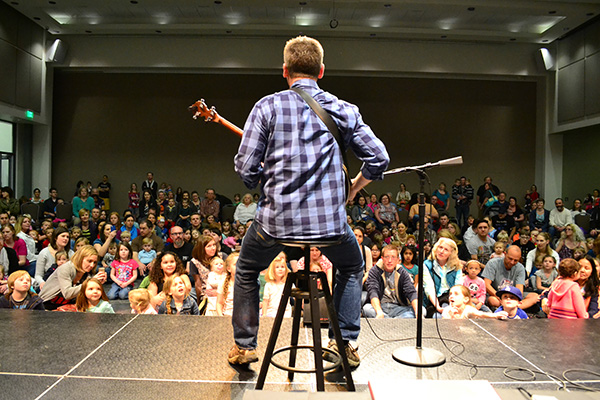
left=496, top=285, right=522, bottom=301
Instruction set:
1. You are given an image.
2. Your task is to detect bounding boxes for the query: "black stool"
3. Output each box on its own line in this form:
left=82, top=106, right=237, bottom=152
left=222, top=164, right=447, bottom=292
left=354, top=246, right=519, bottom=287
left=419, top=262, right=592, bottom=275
left=255, top=239, right=355, bottom=392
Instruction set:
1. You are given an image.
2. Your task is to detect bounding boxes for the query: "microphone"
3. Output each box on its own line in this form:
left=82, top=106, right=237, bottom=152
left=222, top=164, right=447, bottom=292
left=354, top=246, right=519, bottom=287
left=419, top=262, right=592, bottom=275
left=383, top=156, right=463, bottom=176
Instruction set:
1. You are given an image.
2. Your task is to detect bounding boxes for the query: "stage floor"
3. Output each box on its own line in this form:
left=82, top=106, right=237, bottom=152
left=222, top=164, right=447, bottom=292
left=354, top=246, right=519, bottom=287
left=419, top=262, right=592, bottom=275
left=1, top=310, right=599, bottom=399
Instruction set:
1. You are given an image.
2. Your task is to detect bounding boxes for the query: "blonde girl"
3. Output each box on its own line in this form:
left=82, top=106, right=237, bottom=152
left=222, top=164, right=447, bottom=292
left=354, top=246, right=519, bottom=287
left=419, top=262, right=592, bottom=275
left=262, top=252, right=291, bottom=317
left=158, top=274, right=199, bottom=315
left=205, top=256, right=226, bottom=316
left=443, top=285, right=506, bottom=319
left=217, top=252, right=239, bottom=316
left=75, top=278, right=114, bottom=313
left=128, top=288, right=157, bottom=314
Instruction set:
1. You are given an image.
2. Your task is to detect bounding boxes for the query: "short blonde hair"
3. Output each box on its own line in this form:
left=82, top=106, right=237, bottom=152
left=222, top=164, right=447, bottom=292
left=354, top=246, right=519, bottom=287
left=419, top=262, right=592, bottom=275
left=283, top=36, right=323, bottom=79
left=265, top=252, right=288, bottom=283
left=71, top=245, right=99, bottom=273
left=128, top=288, right=151, bottom=312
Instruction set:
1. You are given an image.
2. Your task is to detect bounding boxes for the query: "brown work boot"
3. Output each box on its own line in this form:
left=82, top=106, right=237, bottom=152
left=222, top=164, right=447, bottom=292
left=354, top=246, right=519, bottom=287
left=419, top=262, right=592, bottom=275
left=323, top=340, right=360, bottom=368
left=228, top=344, right=259, bottom=365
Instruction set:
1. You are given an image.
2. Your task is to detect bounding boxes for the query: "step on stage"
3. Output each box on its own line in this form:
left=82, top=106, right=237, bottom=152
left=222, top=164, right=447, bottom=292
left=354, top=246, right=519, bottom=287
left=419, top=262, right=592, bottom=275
left=1, top=310, right=599, bottom=399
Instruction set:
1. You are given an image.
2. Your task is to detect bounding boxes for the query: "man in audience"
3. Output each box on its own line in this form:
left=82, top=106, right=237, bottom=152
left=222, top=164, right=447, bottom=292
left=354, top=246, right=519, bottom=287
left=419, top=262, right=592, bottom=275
left=90, top=207, right=102, bottom=226
left=156, top=190, right=167, bottom=215
left=364, top=244, right=418, bottom=318
left=452, top=176, right=473, bottom=230
left=163, top=225, right=194, bottom=265
left=437, top=213, right=450, bottom=232
left=190, top=212, right=202, bottom=233
left=0, top=212, right=9, bottom=227
left=131, top=218, right=164, bottom=275
left=491, top=204, right=516, bottom=240
left=43, top=187, right=59, bottom=219
left=482, top=245, right=540, bottom=311
left=549, top=197, right=573, bottom=239
left=200, top=188, right=220, bottom=221
left=142, top=172, right=158, bottom=199
left=97, top=174, right=111, bottom=211
left=465, top=219, right=496, bottom=265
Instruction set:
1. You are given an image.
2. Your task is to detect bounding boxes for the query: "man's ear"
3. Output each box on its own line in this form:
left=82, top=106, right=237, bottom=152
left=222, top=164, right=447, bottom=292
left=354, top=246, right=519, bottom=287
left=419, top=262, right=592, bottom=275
left=282, top=63, right=289, bottom=78
left=318, top=64, right=325, bottom=79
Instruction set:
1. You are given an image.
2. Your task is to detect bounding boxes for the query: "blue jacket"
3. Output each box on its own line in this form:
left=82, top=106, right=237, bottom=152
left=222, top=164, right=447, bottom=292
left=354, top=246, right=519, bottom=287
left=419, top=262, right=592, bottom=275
left=423, top=259, right=460, bottom=304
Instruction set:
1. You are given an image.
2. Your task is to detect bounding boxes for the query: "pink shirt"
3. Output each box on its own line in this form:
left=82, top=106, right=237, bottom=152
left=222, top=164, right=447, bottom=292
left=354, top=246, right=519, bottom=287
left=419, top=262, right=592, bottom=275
left=463, top=276, right=486, bottom=305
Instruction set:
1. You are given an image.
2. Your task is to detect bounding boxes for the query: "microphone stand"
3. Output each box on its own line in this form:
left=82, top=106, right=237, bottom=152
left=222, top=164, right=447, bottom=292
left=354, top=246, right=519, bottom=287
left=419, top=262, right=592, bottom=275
left=384, top=156, right=462, bottom=368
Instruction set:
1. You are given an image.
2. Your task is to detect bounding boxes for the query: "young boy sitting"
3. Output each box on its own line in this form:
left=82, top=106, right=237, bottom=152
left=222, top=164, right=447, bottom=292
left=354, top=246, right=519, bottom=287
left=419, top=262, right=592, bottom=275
left=494, top=286, right=529, bottom=319
left=138, top=237, right=157, bottom=270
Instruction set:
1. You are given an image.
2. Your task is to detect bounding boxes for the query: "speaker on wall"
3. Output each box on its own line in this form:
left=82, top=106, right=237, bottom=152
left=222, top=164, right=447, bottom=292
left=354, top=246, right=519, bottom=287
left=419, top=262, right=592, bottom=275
left=538, top=47, right=555, bottom=71
left=46, top=39, right=68, bottom=63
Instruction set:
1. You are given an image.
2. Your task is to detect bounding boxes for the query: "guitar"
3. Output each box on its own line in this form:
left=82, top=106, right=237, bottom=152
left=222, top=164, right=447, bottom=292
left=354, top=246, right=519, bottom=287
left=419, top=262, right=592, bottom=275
left=188, top=99, right=363, bottom=202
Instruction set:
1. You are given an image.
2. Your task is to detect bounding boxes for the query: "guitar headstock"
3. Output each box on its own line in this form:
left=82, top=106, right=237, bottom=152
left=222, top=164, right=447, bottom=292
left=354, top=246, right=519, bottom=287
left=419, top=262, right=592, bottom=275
left=188, top=99, right=221, bottom=124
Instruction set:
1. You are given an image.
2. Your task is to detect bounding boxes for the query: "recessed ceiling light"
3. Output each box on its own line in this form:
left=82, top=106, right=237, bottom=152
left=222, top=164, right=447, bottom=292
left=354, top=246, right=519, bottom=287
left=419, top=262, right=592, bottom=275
left=441, top=35, right=447, bottom=39
left=467, top=7, right=475, bottom=11
left=299, top=2, right=307, bottom=5
left=85, top=30, right=92, bottom=33
left=548, top=10, right=556, bottom=14
left=564, top=27, right=570, bottom=31
left=131, top=0, right=138, bottom=4
left=226, top=30, right=232, bottom=34
left=509, top=38, right=516, bottom=41
left=214, top=0, right=222, bottom=4
left=542, top=39, right=549, bottom=43
left=10, top=2, right=19, bottom=5
left=586, top=12, right=595, bottom=16
left=370, top=33, right=376, bottom=37
left=33, top=17, right=41, bottom=21
left=384, top=4, right=391, bottom=8
left=49, top=1, right=56, bottom=4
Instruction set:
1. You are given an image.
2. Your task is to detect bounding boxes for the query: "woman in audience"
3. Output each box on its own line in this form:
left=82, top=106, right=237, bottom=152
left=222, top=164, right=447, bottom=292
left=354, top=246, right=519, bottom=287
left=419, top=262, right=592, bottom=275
left=432, top=182, right=450, bottom=211
left=525, top=184, right=539, bottom=213
left=577, top=256, right=600, bottom=318
left=353, top=226, right=373, bottom=286
left=39, top=245, right=106, bottom=311
left=148, top=251, right=190, bottom=308
left=15, top=215, right=37, bottom=276
left=31, top=188, right=43, bottom=204
left=556, top=223, right=586, bottom=260
left=109, top=212, right=122, bottom=240
left=447, top=222, right=463, bottom=241
left=120, top=214, right=139, bottom=241
left=507, top=196, right=525, bottom=226
left=371, top=243, right=381, bottom=266
left=422, top=237, right=464, bottom=316
left=76, top=209, right=97, bottom=243
left=138, top=189, right=157, bottom=222
left=2, top=224, right=29, bottom=271
left=437, top=229, right=470, bottom=263
left=35, top=227, right=74, bottom=289
left=392, top=222, right=409, bottom=247
left=526, top=232, right=560, bottom=280
left=0, top=187, right=20, bottom=216
left=367, top=193, right=379, bottom=215
left=72, top=186, right=95, bottom=222
left=188, top=235, right=218, bottom=310
left=128, top=183, right=140, bottom=218
left=233, top=193, right=257, bottom=228
left=93, top=222, right=118, bottom=259
left=395, top=183, right=411, bottom=209
left=351, top=195, right=374, bottom=226
left=374, top=193, right=399, bottom=229
left=529, top=198, right=550, bottom=232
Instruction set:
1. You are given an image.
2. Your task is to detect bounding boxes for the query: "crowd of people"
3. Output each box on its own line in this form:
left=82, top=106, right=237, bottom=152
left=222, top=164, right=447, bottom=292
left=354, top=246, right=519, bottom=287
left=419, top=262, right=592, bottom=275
left=0, top=173, right=599, bottom=321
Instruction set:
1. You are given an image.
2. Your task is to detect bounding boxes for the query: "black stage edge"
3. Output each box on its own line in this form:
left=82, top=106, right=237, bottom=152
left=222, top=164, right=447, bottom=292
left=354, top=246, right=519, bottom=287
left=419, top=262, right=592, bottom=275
left=1, top=310, right=599, bottom=399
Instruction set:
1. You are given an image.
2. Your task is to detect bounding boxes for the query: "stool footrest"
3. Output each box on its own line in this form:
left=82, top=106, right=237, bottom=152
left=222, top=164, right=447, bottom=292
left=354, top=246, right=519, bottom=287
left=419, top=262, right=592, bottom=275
left=270, top=345, right=341, bottom=373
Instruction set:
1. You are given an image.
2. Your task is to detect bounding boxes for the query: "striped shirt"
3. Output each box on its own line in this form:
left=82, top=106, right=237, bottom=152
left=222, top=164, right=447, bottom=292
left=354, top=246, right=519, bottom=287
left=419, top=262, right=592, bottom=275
left=234, top=79, right=389, bottom=239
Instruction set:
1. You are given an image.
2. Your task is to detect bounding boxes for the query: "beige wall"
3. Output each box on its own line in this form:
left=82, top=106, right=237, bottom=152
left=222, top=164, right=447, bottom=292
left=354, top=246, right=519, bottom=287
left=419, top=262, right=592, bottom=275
left=51, top=70, right=536, bottom=215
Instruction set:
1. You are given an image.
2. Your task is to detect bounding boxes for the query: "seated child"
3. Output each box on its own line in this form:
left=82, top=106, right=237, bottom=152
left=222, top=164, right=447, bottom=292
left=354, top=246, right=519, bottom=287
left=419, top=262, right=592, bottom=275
left=494, top=286, right=528, bottom=319
left=205, top=257, right=226, bottom=316
left=217, top=252, right=239, bottom=316
left=102, top=242, right=118, bottom=281
left=138, top=238, right=157, bottom=270
left=108, top=243, right=138, bottom=300
left=75, top=278, right=114, bottom=313
left=490, top=241, right=506, bottom=259
left=128, top=288, right=157, bottom=315
left=534, top=255, right=558, bottom=294
left=262, top=252, right=291, bottom=318
left=70, top=226, right=82, bottom=251
left=158, top=274, right=199, bottom=315
left=443, top=285, right=507, bottom=319
left=544, top=258, right=589, bottom=319
left=462, top=260, right=489, bottom=311
left=74, top=237, right=90, bottom=252
left=0, top=271, right=45, bottom=310
left=42, top=250, right=69, bottom=282
left=120, top=231, right=131, bottom=245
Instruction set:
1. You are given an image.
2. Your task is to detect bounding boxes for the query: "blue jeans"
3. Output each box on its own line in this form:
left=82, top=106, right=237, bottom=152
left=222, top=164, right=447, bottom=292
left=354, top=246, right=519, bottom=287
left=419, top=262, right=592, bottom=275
left=455, top=204, right=470, bottom=230
left=363, top=302, right=416, bottom=318
left=232, top=222, right=364, bottom=350
left=108, top=283, right=131, bottom=300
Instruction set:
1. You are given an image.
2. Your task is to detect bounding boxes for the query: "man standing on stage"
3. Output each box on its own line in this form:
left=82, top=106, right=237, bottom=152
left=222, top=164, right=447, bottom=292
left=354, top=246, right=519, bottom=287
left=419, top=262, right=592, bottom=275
left=229, top=36, right=389, bottom=366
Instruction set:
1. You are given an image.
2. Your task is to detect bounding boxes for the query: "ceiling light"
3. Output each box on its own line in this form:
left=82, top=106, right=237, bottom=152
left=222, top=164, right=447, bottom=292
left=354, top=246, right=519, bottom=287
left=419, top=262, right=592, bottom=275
left=49, top=1, right=56, bottom=4
left=34, top=17, right=41, bottom=21
left=548, top=11, right=556, bottom=14
left=384, top=4, right=391, bottom=7
left=330, top=19, right=338, bottom=28
left=85, top=30, right=92, bottom=33
left=467, top=7, right=475, bottom=11
left=215, top=0, right=222, bottom=4
left=587, top=12, right=595, bottom=16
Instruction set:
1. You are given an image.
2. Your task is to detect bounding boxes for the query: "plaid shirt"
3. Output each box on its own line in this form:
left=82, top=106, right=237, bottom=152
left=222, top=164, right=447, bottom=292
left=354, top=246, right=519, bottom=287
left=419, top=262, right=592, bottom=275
left=234, top=79, right=389, bottom=239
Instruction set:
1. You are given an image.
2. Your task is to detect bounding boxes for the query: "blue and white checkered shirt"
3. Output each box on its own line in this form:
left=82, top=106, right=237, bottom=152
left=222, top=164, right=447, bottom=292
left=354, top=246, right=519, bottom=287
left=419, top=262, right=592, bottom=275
left=234, top=79, right=389, bottom=239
